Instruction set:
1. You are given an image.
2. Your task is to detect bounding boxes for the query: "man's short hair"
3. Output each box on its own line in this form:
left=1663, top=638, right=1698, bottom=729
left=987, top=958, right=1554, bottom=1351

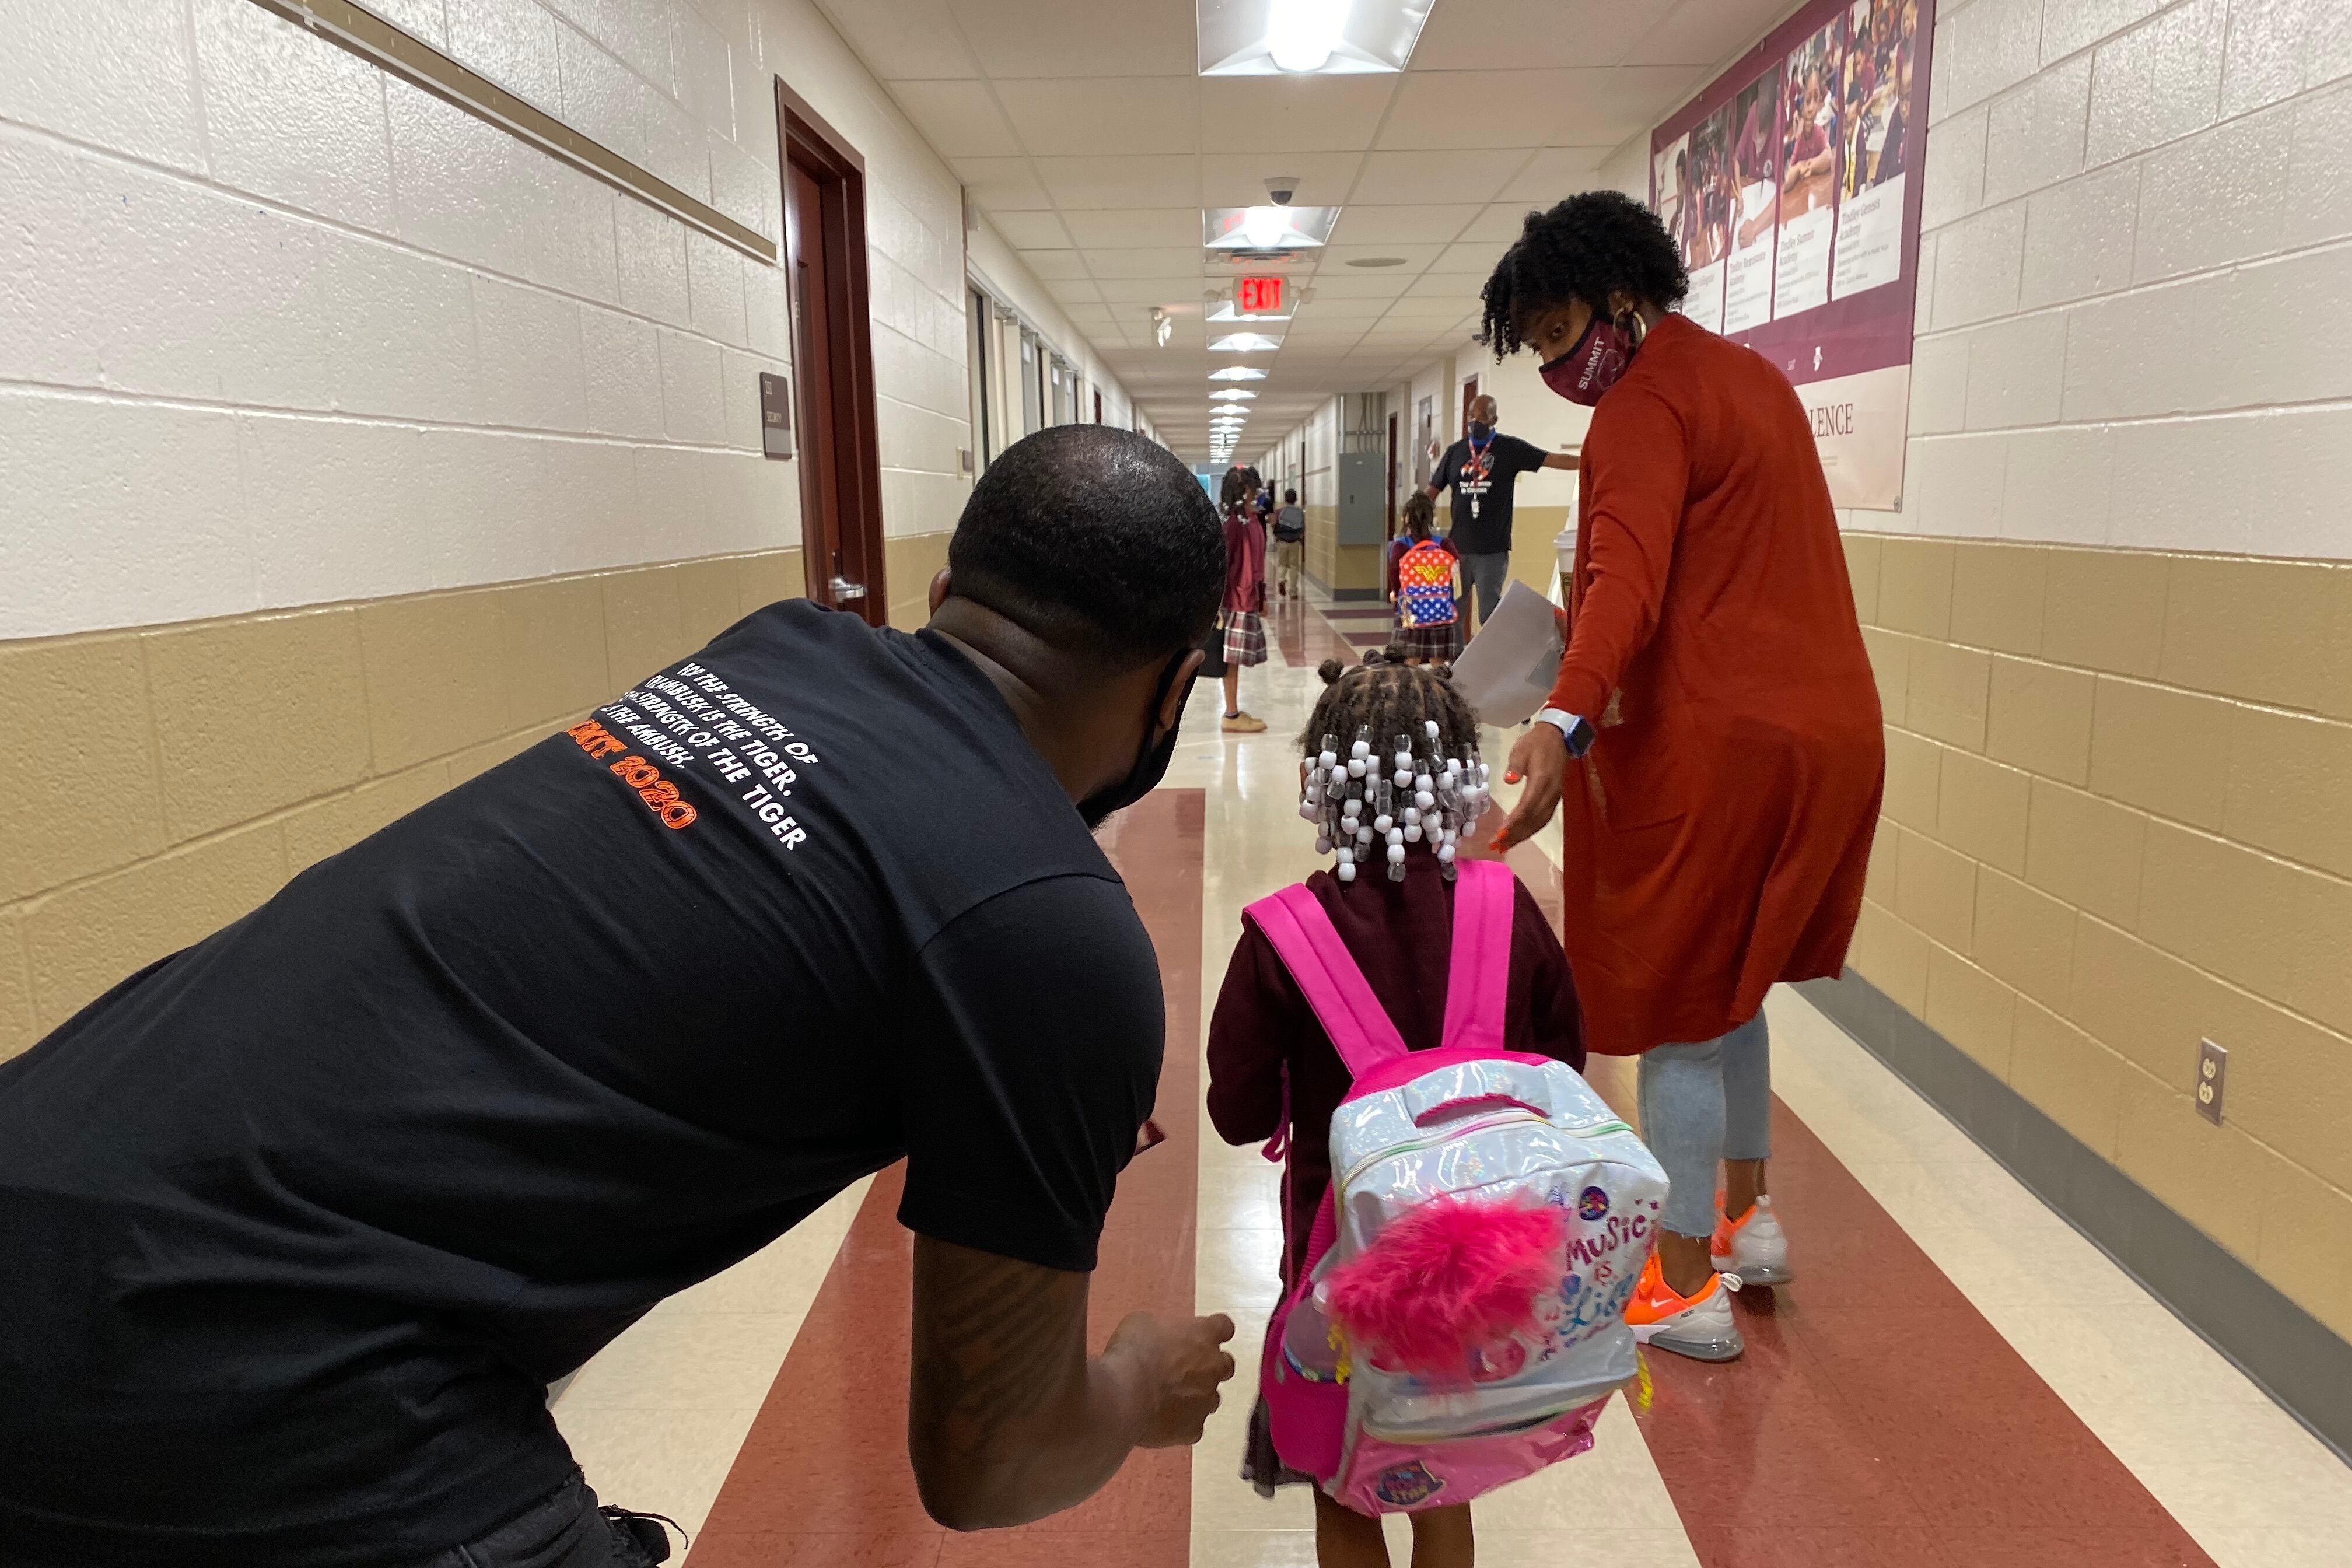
left=949, top=426, right=1226, bottom=669
left=1284, top=488, right=1298, bottom=504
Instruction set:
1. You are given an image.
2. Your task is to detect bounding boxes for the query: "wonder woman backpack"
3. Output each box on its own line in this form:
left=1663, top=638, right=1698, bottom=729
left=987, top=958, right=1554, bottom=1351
left=1394, top=540, right=1458, bottom=629
left=1248, top=859, right=1667, bottom=1515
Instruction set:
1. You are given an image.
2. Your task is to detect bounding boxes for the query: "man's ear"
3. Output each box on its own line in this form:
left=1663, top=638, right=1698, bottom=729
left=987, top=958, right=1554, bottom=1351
left=928, top=566, right=953, bottom=614
left=1159, top=649, right=1207, bottom=729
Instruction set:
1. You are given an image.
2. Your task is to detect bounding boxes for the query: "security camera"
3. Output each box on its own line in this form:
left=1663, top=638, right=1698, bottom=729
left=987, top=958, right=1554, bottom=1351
left=1265, top=176, right=1300, bottom=206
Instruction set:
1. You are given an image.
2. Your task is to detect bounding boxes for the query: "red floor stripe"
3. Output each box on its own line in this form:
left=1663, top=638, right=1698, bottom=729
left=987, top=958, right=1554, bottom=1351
left=688, top=792, right=1207, bottom=1568
left=1493, top=841, right=2216, bottom=1567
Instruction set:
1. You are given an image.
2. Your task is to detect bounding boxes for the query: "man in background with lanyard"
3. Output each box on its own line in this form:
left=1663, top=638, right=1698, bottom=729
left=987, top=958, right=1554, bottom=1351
left=1425, top=393, right=1577, bottom=632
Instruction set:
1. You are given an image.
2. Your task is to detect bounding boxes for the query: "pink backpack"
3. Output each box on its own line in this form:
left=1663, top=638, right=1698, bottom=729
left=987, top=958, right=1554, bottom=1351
left=1247, top=859, right=1664, bottom=1515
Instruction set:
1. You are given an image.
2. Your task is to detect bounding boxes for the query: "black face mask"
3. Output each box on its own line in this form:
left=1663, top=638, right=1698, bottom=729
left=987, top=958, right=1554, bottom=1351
left=1467, top=420, right=1494, bottom=440
left=1076, top=651, right=1198, bottom=830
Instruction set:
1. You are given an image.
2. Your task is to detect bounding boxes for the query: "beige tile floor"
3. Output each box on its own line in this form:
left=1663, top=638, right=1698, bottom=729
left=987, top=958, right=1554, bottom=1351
left=548, top=598, right=2351, bottom=1566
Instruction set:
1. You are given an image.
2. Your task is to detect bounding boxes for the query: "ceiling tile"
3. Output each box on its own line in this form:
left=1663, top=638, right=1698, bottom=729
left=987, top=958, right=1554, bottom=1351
left=1058, top=206, right=1203, bottom=247
left=1044, top=276, right=1103, bottom=303
left=1497, top=145, right=1618, bottom=203
left=1320, top=242, right=1448, bottom=271
left=1199, top=74, right=1398, bottom=153
left=1307, top=271, right=1416, bottom=299
left=891, top=79, right=1023, bottom=158
left=814, top=0, right=979, bottom=79
left=1432, top=239, right=1511, bottom=275
left=952, top=156, right=1052, bottom=209
left=1460, top=202, right=1536, bottom=242
left=1293, top=296, right=1390, bottom=318
left=994, top=76, right=1200, bottom=157
left=1624, top=0, right=1789, bottom=68
left=1085, top=246, right=1207, bottom=278
left=1094, top=276, right=1205, bottom=303
left=1020, top=249, right=1093, bottom=279
left=949, top=0, right=1197, bottom=77
left=1373, top=71, right=1580, bottom=150
left=1407, top=0, right=1682, bottom=70
left=1198, top=151, right=1364, bottom=209
left=1351, top=148, right=1527, bottom=205
left=1326, top=204, right=1484, bottom=244
left=1398, top=271, right=1480, bottom=301
left=1034, top=155, right=1202, bottom=209
left=988, top=209, right=1073, bottom=248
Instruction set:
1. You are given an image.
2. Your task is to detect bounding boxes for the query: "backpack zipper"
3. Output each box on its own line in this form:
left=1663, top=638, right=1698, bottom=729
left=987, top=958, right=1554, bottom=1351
left=1336, top=1111, right=1636, bottom=1194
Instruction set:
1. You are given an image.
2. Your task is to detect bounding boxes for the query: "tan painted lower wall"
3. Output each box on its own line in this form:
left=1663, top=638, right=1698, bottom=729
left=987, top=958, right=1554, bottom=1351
left=1842, top=533, right=2352, bottom=1339
left=885, top=531, right=953, bottom=632
left=1510, top=505, right=1573, bottom=601
left=0, top=548, right=803, bottom=1062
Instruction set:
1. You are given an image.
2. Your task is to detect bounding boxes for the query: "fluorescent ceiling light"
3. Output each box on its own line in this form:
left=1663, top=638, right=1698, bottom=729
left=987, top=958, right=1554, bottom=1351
left=1210, top=388, right=1257, bottom=400
left=1209, top=333, right=1282, bottom=352
left=1209, top=366, right=1268, bottom=381
left=1204, top=206, right=1339, bottom=250
left=1207, top=300, right=1293, bottom=324
left=1198, top=0, right=1433, bottom=76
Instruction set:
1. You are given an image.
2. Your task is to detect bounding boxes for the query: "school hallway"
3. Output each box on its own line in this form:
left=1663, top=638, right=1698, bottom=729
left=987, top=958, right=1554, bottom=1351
left=542, top=593, right=2351, bottom=1567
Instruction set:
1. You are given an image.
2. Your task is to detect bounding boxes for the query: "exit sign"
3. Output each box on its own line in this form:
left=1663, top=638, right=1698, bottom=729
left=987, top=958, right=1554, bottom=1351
left=1237, top=276, right=1284, bottom=314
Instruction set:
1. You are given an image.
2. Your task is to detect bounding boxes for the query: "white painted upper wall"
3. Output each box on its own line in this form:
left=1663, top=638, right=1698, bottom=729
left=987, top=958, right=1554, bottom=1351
left=966, top=213, right=1135, bottom=430
left=0, top=0, right=1132, bottom=640
left=1866, top=0, right=2352, bottom=559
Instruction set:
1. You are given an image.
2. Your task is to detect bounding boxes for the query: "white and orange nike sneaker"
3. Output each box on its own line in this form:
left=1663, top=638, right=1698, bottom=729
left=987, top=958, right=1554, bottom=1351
left=1626, top=1253, right=1744, bottom=1362
left=1710, top=1194, right=1792, bottom=1287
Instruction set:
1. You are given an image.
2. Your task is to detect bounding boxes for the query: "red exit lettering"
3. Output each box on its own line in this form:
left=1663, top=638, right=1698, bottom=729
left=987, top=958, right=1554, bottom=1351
left=1237, top=276, right=1283, bottom=314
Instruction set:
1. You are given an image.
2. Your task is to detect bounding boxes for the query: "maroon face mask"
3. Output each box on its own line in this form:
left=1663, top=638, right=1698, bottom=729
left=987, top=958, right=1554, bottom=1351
left=1539, top=313, right=1634, bottom=405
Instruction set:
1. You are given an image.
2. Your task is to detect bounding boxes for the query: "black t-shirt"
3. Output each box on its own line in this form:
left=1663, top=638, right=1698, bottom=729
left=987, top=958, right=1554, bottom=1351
left=1432, top=432, right=1548, bottom=555
left=0, top=602, right=1163, bottom=1567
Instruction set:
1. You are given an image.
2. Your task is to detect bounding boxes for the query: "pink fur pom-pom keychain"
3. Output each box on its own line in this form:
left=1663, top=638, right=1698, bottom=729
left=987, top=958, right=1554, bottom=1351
left=1319, top=1195, right=1567, bottom=1382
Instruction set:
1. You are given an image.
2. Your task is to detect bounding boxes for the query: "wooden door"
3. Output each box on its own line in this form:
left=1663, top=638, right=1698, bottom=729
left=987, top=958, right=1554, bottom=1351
left=1385, top=411, right=1399, bottom=539
left=778, top=85, right=886, bottom=624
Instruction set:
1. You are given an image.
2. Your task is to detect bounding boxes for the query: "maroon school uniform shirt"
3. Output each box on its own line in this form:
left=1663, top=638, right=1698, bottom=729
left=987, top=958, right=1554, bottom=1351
left=1205, top=853, right=1584, bottom=1283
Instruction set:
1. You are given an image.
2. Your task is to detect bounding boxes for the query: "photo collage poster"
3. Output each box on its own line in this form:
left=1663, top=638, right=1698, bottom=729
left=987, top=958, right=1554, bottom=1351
left=1648, top=0, right=1933, bottom=509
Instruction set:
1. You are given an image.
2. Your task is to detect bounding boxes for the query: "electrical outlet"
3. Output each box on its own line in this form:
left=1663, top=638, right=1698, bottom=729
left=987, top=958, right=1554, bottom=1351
left=2196, top=1038, right=2227, bottom=1125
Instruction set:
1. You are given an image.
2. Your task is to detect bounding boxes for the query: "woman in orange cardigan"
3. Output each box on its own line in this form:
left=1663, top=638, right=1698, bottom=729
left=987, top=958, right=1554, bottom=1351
left=1482, top=192, right=1884, bottom=1363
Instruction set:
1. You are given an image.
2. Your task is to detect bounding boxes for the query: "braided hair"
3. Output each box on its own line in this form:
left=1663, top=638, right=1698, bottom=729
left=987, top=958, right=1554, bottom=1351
left=1399, top=489, right=1436, bottom=542
left=1296, top=651, right=1491, bottom=883
left=1478, top=190, right=1689, bottom=358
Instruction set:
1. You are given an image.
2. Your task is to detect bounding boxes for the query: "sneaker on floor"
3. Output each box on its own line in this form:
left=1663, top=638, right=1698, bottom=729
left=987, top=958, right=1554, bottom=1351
left=1221, top=710, right=1268, bottom=733
left=1627, top=1253, right=1744, bottom=1362
left=1710, top=1194, right=1791, bottom=1286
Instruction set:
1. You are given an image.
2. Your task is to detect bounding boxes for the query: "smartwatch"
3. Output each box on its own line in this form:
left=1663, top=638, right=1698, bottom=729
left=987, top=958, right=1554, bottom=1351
left=1535, top=707, right=1596, bottom=758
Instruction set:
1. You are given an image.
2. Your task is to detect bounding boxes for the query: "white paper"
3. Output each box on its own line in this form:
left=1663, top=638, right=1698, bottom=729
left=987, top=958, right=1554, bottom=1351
left=1451, top=580, right=1564, bottom=729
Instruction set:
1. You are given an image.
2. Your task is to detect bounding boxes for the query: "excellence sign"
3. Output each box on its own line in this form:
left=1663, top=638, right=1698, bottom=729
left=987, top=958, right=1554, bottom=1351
left=1650, top=0, right=1934, bottom=510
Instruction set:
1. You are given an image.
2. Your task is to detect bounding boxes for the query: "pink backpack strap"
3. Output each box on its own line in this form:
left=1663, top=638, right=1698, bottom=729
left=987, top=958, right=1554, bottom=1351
left=1439, top=859, right=1516, bottom=1055
left=1244, top=884, right=1409, bottom=1080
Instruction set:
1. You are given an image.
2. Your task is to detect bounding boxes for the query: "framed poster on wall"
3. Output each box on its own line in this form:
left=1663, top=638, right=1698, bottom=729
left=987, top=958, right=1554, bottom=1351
left=1650, top=0, right=1933, bottom=509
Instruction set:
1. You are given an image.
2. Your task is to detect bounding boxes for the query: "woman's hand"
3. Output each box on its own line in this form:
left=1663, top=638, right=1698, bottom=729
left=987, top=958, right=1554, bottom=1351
left=1492, top=725, right=1567, bottom=850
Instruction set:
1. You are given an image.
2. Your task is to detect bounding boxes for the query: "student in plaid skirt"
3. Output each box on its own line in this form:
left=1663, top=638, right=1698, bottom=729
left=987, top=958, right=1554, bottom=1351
left=1213, top=467, right=1269, bottom=733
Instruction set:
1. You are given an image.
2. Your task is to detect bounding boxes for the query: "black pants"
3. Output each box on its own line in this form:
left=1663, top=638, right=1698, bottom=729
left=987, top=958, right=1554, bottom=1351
left=423, top=1475, right=666, bottom=1568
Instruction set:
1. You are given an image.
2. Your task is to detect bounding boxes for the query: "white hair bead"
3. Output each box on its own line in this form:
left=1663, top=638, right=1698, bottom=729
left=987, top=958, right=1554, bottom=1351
left=1402, top=806, right=1420, bottom=825
left=1415, top=790, right=1435, bottom=810
left=1415, top=772, right=1433, bottom=791
left=1373, top=813, right=1393, bottom=833
left=1319, top=749, right=1336, bottom=768
left=1387, top=843, right=1406, bottom=864
left=1338, top=861, right=1357, bottom=883
left=1342, top=797, right=1361, bottom=818
left=1424, top=720, right=1439, bottom=738
left=1393, top=750, right=1411, bottom=771
left=1297, top=801, right=1318, bottom=821
left=1387, top=827, right=1403, bottom=846
left=1315, top=834, right=1332, bottom=854
left=1404, top=822, right=1423, bottom=842
left=1336, top=845, right=1353, bottom=863
left=1347, top=758, right=1365, bottom=778
left=1437, top=842, right=1457, bottom=863
left=1350, top=738, right=1370, bottom=759
left=1478, top=762, right=1490, bottom=784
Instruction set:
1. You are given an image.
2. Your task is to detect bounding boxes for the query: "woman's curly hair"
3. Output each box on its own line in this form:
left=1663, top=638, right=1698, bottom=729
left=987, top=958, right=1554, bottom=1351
left=1478, top=191, right=1689, bottom=357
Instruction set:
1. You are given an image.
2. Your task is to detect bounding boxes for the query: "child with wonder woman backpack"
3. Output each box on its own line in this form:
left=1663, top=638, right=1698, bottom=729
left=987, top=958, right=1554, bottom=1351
left=1206, top=654, right=1661, bottom=1567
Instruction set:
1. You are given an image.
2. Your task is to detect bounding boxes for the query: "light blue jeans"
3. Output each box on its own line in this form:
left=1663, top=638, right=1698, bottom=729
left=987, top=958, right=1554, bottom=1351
left=1636, top=1012, right=1773, bottom=1240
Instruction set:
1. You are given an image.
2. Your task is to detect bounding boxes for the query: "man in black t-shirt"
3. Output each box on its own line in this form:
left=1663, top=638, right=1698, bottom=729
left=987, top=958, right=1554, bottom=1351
left=1425, top=393, right=1578, bottom=632
left=0, top=428, right=1238, bottom=1567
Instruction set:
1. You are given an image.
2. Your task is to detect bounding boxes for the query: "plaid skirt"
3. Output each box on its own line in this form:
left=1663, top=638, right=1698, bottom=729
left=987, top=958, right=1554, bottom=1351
left=1391, top=611, right=1462, bottom=663
left=1220, top=610, right=1268, bottom=667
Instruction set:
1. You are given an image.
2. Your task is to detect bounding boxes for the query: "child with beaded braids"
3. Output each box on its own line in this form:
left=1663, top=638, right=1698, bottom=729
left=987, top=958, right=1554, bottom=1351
left=1205, top=651, right=1586, bottom=1568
